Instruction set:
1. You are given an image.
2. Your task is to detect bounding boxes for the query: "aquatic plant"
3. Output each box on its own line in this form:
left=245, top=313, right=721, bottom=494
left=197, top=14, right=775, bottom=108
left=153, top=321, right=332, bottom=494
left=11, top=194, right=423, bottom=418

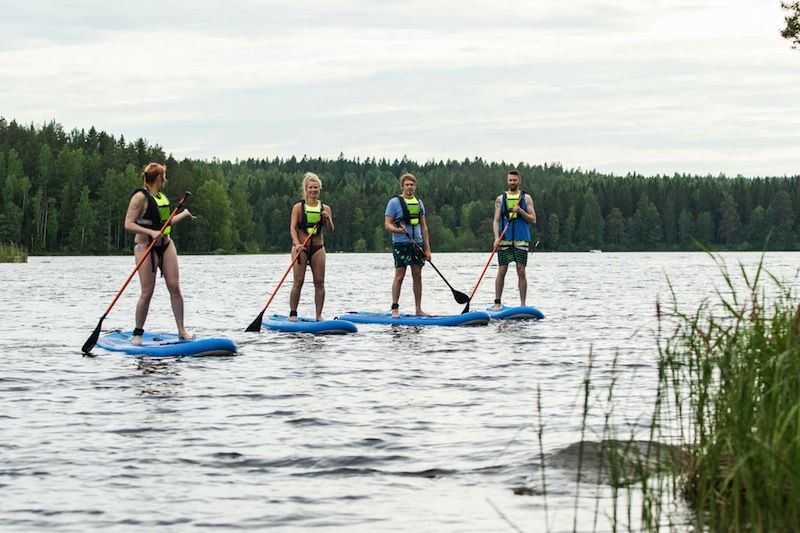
left=0, top=242, right=27, bottom=263
left=652, top=255, right=800, bottom=530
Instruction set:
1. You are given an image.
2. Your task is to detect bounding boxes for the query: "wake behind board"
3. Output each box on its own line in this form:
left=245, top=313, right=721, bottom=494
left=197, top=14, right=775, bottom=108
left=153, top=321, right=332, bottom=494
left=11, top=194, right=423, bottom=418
left=337, top=311, right=491, bottom=327
left=485, top=305, right=545, bottom=320
left=96, top=330, right=238, bottom=357
left=262, top=315, right=357, bottom=334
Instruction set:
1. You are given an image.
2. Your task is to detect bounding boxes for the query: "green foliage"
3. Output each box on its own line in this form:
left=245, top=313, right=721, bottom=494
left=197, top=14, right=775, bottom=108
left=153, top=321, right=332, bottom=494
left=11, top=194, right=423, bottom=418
left=653, top=258, right=800, bottom=530
left=0, top=242, right=27, bottom=262
left=782, top=1, right=800, bottom=48
left=2, top=117, right=800, bottom=254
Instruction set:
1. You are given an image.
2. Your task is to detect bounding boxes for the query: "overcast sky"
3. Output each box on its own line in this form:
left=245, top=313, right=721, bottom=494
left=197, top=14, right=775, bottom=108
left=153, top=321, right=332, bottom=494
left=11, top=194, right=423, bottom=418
left=1, top=0, right=798, bottom=176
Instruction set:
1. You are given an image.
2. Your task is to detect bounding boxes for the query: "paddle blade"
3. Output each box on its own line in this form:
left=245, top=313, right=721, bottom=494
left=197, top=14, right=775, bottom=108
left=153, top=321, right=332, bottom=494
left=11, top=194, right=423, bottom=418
left=245, top=309, right=266, bottom=332
left=81, top=317, right=104, bottom=355
left=453, top=290, right=470, bottom=304
left=461, top=300, right=471, bottom=314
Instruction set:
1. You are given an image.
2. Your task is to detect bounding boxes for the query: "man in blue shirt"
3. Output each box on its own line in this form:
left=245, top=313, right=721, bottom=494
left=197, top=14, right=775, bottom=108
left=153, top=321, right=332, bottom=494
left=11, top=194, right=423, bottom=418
left=384, top=173, right=431, bottom=318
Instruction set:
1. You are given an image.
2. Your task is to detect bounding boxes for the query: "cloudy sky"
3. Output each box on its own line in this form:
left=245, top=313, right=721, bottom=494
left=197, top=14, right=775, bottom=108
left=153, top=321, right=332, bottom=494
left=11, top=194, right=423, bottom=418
left=2, top=0, right=798, bottom=176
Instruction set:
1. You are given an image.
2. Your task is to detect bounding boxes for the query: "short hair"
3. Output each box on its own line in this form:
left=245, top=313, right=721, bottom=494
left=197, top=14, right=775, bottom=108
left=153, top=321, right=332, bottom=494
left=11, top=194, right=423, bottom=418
left=508, top=169, right=521, bottom=178
left=142, top=163, right=166, bottom=185
left=302, top=172, right=322, bottom=200
left=400, top=173, right=416, bottom=185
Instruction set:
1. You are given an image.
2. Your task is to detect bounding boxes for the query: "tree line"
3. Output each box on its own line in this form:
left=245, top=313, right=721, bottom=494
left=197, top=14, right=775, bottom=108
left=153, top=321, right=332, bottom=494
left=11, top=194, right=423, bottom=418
left=1, top=117, right=799, bottom=255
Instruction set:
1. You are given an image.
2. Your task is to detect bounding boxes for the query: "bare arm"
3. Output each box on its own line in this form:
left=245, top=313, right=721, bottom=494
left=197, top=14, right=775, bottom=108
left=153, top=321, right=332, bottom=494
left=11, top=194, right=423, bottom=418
left=289, top=203, right=302, bottom=248
left=124, top=192, right=161, bottom=240
left=323, top=204, right=334, bottom=232
left=511, top=193, right=536, bottom=224
left=522, top=194, right=536, bottom=224
left=171, top=208, right=195, bottom=225
left=493, top=196, right=503, bottom=244
left=384, top=214, right=403, bottom=234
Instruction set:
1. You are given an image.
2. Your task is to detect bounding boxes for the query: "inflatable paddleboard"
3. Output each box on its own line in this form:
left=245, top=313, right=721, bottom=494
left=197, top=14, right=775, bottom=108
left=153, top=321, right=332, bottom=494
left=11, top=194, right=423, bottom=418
left=485, top=305, right=545, bottom=320
left=96, top=330, right=238, bottom=357
left=262, top=315, right=357, bottom=334
left=337, top=311, right=491, bottom=326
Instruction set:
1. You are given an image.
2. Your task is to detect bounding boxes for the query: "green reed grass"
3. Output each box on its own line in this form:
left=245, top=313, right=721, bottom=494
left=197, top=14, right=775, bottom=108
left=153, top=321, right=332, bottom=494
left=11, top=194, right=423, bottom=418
left=0, top=242, right=27, bottom=262
left=651, top=255, right=800, bottom=530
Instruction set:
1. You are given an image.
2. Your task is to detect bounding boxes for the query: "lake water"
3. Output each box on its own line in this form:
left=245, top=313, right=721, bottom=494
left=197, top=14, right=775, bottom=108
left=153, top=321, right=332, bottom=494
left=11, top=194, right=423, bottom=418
left=2, top=251, right=799, bottom=531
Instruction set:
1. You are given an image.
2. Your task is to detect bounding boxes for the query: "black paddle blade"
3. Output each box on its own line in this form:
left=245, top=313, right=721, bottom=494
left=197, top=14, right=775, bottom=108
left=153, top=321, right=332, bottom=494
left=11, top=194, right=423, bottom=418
left=245, top=309, right=265, bottom=332
left=81, top=317, right=104, bottom=355
left=461, top=300, right=471, bottom=314
left=453, top=290, right=470, bottom=304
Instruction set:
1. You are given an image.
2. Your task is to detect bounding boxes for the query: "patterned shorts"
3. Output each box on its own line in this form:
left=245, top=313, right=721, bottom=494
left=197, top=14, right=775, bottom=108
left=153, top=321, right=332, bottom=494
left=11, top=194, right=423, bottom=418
left=497, top=245, right=528, bottom=266
left=392, top=242, right=426, bottom=268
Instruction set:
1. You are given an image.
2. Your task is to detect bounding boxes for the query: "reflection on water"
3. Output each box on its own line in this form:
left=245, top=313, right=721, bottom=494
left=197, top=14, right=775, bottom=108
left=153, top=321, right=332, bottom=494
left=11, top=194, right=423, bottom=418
left=2, top=252, right=799, bottom=530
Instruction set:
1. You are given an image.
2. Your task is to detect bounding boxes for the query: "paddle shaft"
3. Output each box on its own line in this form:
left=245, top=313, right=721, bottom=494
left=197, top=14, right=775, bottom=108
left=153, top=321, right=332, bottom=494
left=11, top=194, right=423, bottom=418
left=399, top=226, right=469, bottom=303
left=245, top=220, right=322, bottom=331
left=465, top=218, right=511, bottom=303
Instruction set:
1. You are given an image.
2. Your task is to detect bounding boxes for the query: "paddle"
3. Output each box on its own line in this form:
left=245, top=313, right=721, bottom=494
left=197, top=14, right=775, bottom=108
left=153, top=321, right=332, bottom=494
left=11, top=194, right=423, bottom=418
left=82, top=191, right=192, bottom=355
left=245, top=220, right=322, bottom=332
left=399, top=226, right=469, bottom=305
left=461, top=218, right=511, bottom=314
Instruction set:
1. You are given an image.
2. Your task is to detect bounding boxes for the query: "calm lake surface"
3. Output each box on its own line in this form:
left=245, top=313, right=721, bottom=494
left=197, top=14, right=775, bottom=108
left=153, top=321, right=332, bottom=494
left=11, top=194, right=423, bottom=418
left=2, top=252, right=799, bottom=531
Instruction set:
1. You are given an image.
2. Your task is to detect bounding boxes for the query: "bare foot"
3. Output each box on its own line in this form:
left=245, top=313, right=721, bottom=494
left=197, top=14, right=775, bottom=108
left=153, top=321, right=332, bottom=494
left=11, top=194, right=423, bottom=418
left=491, top=303, right=503, bottom=311
left=316, top=316, right=324, bottom=322
left=132, top=335, right=143, bottom=346
left=415, top=310, right=430, bottom=316
left=289, top=315, right=298, bottom=322
left=178, top=329, right=194, bottom=341
left=391, top=309, right=400, bottom=318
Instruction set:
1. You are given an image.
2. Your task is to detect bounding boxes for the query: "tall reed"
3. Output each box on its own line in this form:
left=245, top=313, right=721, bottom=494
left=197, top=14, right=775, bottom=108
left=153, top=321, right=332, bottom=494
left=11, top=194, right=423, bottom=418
left=652, top=256, right=800, bottom=530
left=0, top=242, right=27, bottom=262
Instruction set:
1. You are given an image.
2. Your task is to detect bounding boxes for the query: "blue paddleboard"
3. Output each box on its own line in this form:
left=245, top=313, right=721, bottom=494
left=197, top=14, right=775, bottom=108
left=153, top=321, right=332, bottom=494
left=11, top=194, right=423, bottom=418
left=96, top=330, right=238, bottom=357
left=485, top=305, right=545, bottom=320
left=337, top=311, right=491, bottom=326
left=262, top=315, right=358, bottom=334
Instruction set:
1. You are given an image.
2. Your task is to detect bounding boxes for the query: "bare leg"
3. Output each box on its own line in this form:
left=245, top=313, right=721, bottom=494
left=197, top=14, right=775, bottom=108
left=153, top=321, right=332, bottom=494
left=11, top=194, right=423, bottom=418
left=411, top=264, right=427, bottom=315
left=309, top=249, right=326, bottom=321
left=289, top=248, right=308, bottom=321
left=494, top=264, right=509, bottom=310
left=391, top=267, right=406, bottom=317
left=160, top=241, right=191, bottom=340
left=516, top=263, right=527, bottom=307
left=133, top=244, right=157, bottom=345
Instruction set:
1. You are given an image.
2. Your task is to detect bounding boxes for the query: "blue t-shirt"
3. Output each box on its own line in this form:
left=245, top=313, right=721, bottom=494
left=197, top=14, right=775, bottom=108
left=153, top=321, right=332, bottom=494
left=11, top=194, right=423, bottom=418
left=385, top=196, right=426, bottom=244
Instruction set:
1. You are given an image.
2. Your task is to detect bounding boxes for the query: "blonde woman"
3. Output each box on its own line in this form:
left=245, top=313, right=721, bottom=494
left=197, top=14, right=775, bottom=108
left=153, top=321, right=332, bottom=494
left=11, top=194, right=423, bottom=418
left=124, top=163, right=195, bottom=345
left=288, top=172, right=334, bottom=321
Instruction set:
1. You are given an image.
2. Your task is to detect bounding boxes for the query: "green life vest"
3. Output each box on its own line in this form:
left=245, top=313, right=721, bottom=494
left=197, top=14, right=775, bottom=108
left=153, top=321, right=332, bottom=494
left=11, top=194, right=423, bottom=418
left=396, top=195, right=421, bottom=226
left=504, top=192, right=521, bottom=220
left=300, top=200, right=324, bottom=235
left=133, top=188, right=171, bottom=236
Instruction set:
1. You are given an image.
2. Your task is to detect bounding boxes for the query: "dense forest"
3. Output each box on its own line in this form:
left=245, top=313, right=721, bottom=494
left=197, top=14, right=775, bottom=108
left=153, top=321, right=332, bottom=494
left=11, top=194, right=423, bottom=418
left=1, top=117, right=798, bottom=255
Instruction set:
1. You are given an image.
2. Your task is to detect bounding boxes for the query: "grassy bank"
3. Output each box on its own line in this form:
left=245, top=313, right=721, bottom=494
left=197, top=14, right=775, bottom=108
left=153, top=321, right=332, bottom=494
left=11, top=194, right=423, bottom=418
left=647, top=257, right=800, bottom=530
left=0, top=242, right=27, bottom=263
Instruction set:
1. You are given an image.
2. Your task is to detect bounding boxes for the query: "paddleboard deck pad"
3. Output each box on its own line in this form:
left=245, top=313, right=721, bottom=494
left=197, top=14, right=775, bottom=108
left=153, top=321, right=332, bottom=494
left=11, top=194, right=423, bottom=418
left=262, top=315, right=357, bottom=334
left=485, top=305, right=545, bottom=320
left=337, top=311, right=491, bottom=326
left=97, top=330, right=238, bottom=357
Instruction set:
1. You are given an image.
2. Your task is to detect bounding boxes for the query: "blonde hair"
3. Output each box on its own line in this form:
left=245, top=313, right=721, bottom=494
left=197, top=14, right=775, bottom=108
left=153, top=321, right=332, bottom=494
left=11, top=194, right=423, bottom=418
left=399, top=173, right=416, bottom=185
left=302, top=172, right=322, bottom=201
left=142, top=162, right=166, bottom=185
